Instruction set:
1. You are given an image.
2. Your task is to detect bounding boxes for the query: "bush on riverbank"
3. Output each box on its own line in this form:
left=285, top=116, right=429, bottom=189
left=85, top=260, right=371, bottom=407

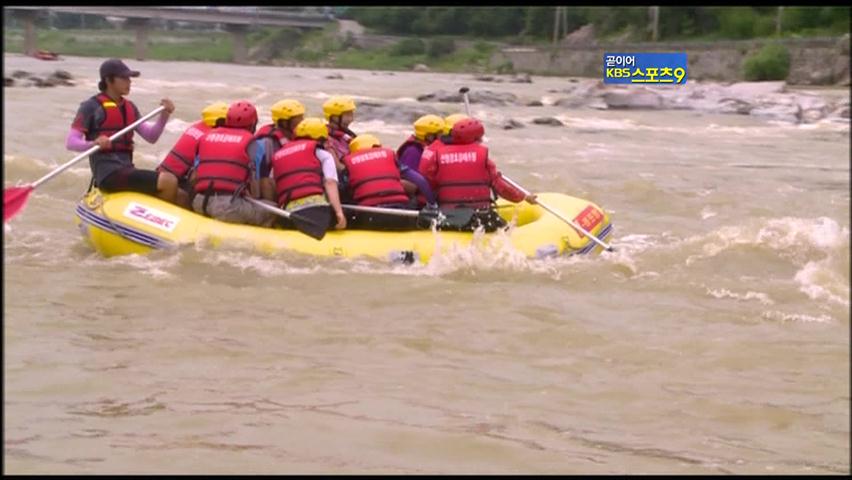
left=742, top=43, right=791, bottom=81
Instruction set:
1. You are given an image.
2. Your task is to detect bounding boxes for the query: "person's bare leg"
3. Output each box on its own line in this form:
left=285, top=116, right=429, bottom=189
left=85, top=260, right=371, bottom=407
left=260, top=177, right=276, bottom=202
left=175, top=188, right=190, bottom=209
left=156, top=172, right=178, bottom=204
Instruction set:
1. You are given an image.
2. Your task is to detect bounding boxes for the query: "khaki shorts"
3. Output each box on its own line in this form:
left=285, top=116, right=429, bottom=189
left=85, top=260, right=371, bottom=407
left=192, top=194, right=275, bottom=227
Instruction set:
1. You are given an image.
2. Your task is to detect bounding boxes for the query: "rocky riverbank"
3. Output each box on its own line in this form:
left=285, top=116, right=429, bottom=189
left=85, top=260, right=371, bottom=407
left=415, top=77, right=849, bottom=127
left=6, top=66, right=846, bottom=127
left=5, top=69, right=75, bottom=88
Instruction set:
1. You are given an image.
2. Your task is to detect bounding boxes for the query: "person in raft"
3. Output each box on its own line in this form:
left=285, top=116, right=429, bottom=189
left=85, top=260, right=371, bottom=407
left=156, top=101, right=229, bottom=208
left=66, top=58, right=177, bottom=202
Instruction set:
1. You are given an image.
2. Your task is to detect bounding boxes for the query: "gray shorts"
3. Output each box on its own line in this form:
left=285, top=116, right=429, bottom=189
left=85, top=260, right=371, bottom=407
left=192, top=194, right=275, bottom=227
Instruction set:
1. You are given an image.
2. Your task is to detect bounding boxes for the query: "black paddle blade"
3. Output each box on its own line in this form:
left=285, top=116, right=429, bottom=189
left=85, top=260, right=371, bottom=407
left=289, top=205, right=332, bottom=241
left=417, top=207, right=477, bottom=229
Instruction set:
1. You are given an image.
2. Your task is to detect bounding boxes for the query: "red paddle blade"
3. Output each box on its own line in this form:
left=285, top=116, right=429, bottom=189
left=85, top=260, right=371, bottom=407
left=4, top=186, right=34, bottom=223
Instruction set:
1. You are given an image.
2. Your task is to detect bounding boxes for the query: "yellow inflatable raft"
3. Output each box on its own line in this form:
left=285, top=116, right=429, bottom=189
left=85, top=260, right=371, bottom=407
left=74, top=188, right=613, bottom=263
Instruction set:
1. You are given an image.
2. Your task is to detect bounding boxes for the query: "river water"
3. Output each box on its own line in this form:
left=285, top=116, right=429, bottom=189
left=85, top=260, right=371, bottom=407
left=3, top=54, right=849, bottom=474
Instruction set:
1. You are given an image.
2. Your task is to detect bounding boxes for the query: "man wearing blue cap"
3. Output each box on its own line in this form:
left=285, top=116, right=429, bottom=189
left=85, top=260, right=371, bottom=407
left=65, top=58, right=179, bottom=203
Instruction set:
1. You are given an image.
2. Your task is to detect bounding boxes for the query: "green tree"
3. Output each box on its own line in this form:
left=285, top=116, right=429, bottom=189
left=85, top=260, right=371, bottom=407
left=717, top=7, right=761, bottom=39
left=742, top=43, right=790, bottom=80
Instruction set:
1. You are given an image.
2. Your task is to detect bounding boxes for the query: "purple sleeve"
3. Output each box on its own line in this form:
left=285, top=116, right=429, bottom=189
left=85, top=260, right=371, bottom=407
left=400, top=165, right=436, bottom=205
left=65, top=128, right=93, bottom=152
left=398, top=145, right=423, bottom=171
left=135, top=112, right=169, bottom=144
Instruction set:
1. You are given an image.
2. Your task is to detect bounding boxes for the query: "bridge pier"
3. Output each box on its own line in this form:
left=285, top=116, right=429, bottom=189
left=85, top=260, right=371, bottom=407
left=125, top=18, right=151, bottom=61
left=13, top=10, right=39, bottom=56
left=225, top=24, right=249, bottom=64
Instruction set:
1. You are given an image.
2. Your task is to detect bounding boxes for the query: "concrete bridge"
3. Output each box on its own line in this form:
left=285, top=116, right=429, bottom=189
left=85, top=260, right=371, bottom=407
left=6, top=6, right=335, bottom=64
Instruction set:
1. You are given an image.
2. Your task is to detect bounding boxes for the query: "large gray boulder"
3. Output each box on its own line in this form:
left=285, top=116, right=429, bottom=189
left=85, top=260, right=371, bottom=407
left=722, top=81, right=786, bottom=97
left=602, top=88, right=663, bottom=109
left=355, top=101, right=443, bottom=124
left=417, top=89, right=518, bottom=106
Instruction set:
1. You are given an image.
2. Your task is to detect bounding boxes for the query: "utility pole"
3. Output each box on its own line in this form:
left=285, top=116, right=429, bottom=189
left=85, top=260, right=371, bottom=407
left=776, top=6, right=783, bottom=36
left=650, top=6, right=659, bottom=42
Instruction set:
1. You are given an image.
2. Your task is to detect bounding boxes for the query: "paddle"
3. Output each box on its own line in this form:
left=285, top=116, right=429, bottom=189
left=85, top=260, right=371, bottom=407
left=342, top=204, right=476, bottom=229
left=458, top=86, right=615, bottom=252
left=245, top=197, right=330, bottom=241
left=4, top=105, right=166, bottom=223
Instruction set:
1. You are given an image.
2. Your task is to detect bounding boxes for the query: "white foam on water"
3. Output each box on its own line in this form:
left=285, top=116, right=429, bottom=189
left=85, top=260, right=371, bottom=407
left=165, top=118, right=192, bottom=134
left=540, top=95, right=557, bottom=106
left=137, top=79, right=233, bottom=90
left=756, top=216, right=848, bottom=251
left=200, top=250, right=339, bottom=277
left=82, top=252, right=182, bottom=280
left=559, top=116, right=640, bottom=131
left=685, top=217, right=849, bottom=265
left=632, top=271, right=660, bottom=279
left=776, top=184, right=805, bottom=194
left=598, top=233, right=671, bottom=276
left=705, top=287, right=775, bottom=305
left=421, top=227, right=563, bottom=279
left=4, top=154, right=61, bottom=172
left=706, top=124, right=789, bottom=136
left=794, top=260, right=850, bottom=307
left=701, top=207, right=718, bottom=220
left=353, top=119, right=409, bottom=135
left=760, top=310, right=834, bottom=324
left=306, top=92, right=376, bottom=101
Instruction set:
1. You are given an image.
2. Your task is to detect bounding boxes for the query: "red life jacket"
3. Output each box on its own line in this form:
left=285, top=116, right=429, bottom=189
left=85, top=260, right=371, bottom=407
left=254, top=123, right=287, bottom=144
left=157, top=120, right=210, bottom=179
left=193, top=127, right=254, bottom=194
left=89, top=93, right=138, bottom=153
left=271, top=139, right=325, bottom=206
left=343, top=147, right=409, bottom=207
left=433, top=143, right=493, bottom=208
left=422, top=138, right=447, bottom=163
left=326, top=126, right=353, bottom=161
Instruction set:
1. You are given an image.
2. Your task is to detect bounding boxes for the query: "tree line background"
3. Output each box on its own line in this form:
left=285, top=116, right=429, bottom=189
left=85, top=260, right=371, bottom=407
left=341, top=6, right=849, bottom=41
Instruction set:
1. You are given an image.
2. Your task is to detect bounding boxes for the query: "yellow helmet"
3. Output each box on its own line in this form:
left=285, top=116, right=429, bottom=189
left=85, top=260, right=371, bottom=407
left=322, top=95, right=356, bottom=119
left=443, top=113, right=469, bottom=135
left=271, top=99, right=305, bottom=124
left=201, top=101, right=229, bottom=128
left=294, top=117, right=329, bottom=140
left=413, top=114, right=445, bottom=140
left=349, top=134, right=382, bottom=154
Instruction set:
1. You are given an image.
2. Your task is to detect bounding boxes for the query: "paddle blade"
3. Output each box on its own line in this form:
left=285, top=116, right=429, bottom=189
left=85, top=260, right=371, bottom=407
left=417, top=207, right=476, bottom=229
left=4, top=186, right=34, bottom=223
left=440, top=208, right=476, bottom=228
left=289, top=205, right=332, bottom=241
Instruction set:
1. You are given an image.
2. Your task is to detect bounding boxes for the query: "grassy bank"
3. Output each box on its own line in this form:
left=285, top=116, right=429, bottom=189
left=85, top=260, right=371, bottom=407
left=4, top=28, right=234, bottom=62
left=3, top=27, right=500, bottom=73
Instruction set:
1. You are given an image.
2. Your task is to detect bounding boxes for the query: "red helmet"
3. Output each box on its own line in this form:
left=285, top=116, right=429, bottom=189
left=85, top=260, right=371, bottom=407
left=226, top=100, right=258, bottom=129
left=451, top=118, right=485, bottom=144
